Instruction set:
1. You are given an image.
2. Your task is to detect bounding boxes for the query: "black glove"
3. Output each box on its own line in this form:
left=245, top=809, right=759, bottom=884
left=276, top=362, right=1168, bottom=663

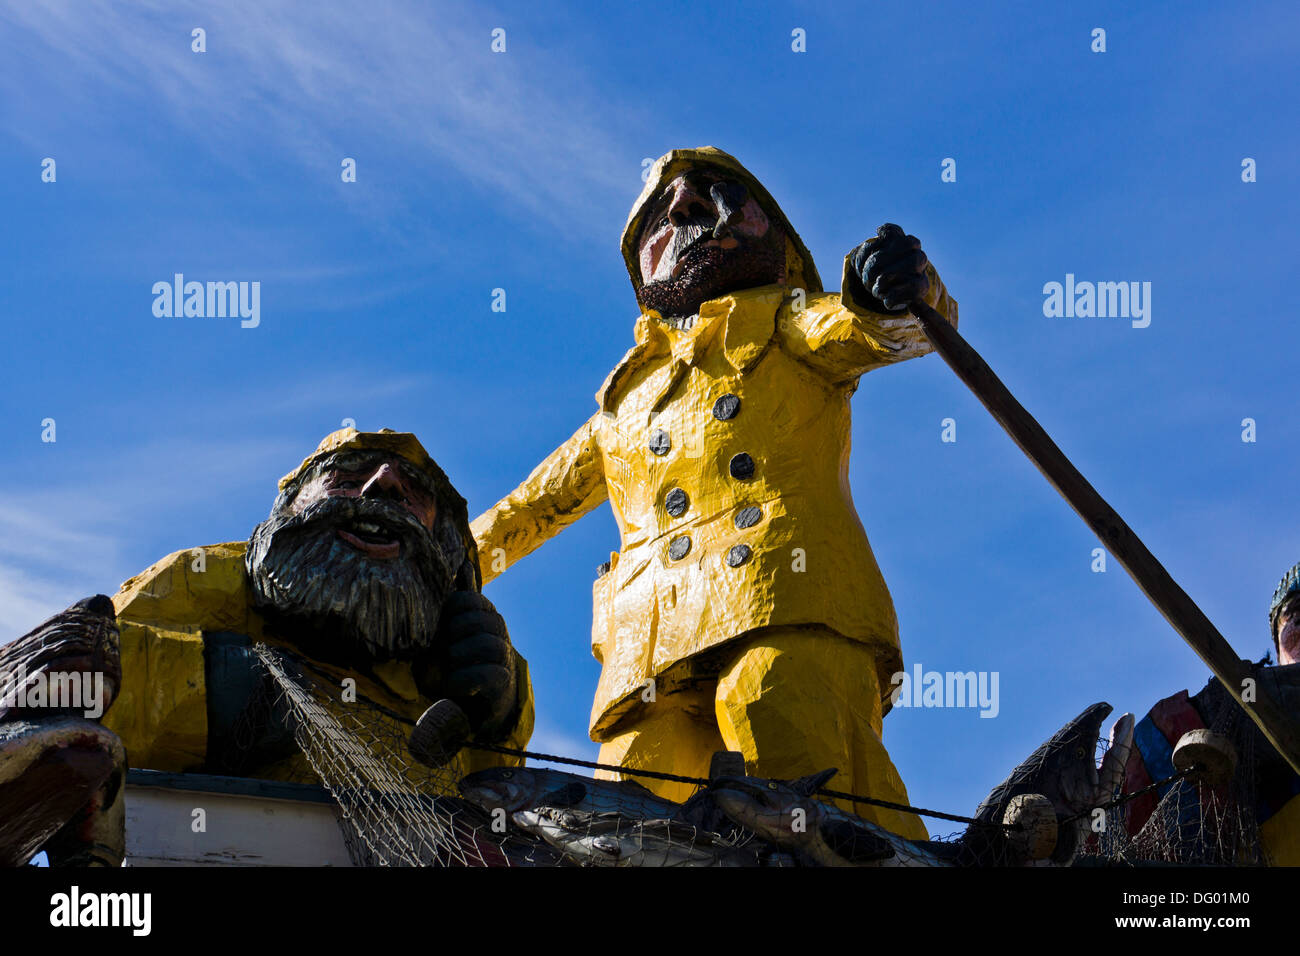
left=420, top=591, right=519, bottom=742
left=847, top=222, right=931, bottom=314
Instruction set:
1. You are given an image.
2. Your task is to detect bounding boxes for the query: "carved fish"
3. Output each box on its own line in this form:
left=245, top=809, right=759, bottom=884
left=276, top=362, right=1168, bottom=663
left=460, top=701, right=1134, bottom=867
left=460, top=766, right=681, bottom=820
left=710, top=768, right=958, bottom=867
left=0, top=717, right=125, bottom=866
left=510, top=805, right=751, bottom=867
left=0, top=595, right=120, bottom=722
left=715, top=702, right=1134, bottom=867
left=962, top=702, right=1133, bottom=866
left=0, top=596, right=125, bottom=866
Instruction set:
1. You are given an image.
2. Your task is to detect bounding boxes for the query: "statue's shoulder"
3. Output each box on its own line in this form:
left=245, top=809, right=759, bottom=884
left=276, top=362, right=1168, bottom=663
left=114, top=541, right=252, bottom=634
left=774, top=288, right=853, bottom=352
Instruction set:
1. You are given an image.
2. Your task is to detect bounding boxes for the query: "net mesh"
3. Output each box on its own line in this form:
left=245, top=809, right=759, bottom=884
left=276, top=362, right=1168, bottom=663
left=243, top=642, right=965, bottom=867
left=251, top=643, right=548, bottom=866
left=242, top=644, right=1274, bottom=867
left=1076, top=710, right=1265, bottom=867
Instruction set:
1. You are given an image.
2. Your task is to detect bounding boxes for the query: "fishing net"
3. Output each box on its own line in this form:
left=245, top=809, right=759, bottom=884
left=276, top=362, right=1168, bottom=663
left=230, top=643, right=919, bottom=867
left=245, top=643, right=552, bottom=866
left=240, top=643, right=788, bottom=867
left=1075, top=692, right=1268, bottom=867
left=224, top=643, right=1286, bottom=867
left=1121, top=700, right=1262, bottom=866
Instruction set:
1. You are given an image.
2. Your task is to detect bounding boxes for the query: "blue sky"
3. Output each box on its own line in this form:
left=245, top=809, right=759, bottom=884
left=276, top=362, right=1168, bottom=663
left=1, top=0, right=1297, bottom=827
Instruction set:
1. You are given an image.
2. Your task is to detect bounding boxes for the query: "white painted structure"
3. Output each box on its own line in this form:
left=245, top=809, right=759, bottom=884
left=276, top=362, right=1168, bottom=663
left=124, top=769, right=353, bottom=866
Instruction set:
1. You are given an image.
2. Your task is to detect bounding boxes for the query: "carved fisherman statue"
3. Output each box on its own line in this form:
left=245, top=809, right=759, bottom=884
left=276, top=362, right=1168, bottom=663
left=1, top=428, right=533, bottom=867
left=473, top=147, right=958, bottom=839
left=104, top=427, right=534, bottom=783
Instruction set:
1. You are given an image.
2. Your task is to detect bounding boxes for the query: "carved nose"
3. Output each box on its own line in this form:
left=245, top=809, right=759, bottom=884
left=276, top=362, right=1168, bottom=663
left=361, top=464, right=405, bottom=499
left=666, top=182, right=712, bottom=226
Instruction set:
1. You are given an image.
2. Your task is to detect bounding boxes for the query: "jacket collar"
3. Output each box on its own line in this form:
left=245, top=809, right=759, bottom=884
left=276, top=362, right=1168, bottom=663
left=595, top=285, right=786, bottom=412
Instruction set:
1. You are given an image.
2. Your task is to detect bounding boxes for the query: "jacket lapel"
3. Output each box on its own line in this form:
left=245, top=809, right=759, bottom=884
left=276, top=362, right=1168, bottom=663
left=595, top=287, right=784, bottom=413
left=596, top=314, right=669, bottom=413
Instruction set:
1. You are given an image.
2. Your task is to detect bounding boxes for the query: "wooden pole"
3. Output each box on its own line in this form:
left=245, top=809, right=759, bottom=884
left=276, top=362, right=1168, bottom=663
left=910, top=299, right=1300, bottom=775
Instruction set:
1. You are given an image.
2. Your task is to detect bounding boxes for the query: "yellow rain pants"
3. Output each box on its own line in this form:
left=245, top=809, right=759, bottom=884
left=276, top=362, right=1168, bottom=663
left=594, top=626, right=927, bottom=841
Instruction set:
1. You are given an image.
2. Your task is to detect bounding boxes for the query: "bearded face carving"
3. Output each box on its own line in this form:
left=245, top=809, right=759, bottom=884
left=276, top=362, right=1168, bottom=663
left=635, top=170, right=787, bottom=320
left=246, top=451, right=471, bottom=662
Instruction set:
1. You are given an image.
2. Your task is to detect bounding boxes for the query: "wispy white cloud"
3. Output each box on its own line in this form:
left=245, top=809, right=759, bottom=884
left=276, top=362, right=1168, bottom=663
left=0, top=562, right=95, bottom=643
left=0, top=435, right=283, bottom=642
left=0, top=0, right=642, bottom=234
left=222, top=370, right=434, bottom=419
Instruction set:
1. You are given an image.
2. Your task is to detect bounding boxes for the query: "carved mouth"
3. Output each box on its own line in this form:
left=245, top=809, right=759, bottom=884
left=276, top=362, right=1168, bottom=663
left=669, top=234, right=739, bottom=279
left=337, top=519, right=402, bottom=559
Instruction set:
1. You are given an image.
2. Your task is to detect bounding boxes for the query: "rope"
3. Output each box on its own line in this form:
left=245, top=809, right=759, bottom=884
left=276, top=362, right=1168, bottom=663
left=472, top=744, right=1206, bottom=831
left=815, top=786, right=1000, bottom=828
left=469, top=742, right=716, bottom=786
left=1059, top=765, right=1199, bottom=826
left=469, top=741, right=1013, bottom=829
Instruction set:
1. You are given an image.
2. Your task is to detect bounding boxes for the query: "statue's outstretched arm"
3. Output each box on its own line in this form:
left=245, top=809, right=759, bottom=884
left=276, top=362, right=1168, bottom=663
left=471, top=413, right=608, bottom=585
left=781, top=224, right=958, bottom=384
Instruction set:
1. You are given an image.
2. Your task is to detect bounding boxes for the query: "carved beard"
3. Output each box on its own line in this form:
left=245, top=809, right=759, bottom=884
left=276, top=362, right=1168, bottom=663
left=636, top=215, right=786, bottom=319
left=246, top=495, right=460, bottom=663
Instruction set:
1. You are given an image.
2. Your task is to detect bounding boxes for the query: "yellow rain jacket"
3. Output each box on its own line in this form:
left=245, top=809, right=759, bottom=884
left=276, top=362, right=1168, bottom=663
left=473, top=147, right=957, bottom=738
left=103, top=429, right=534, bottom=781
